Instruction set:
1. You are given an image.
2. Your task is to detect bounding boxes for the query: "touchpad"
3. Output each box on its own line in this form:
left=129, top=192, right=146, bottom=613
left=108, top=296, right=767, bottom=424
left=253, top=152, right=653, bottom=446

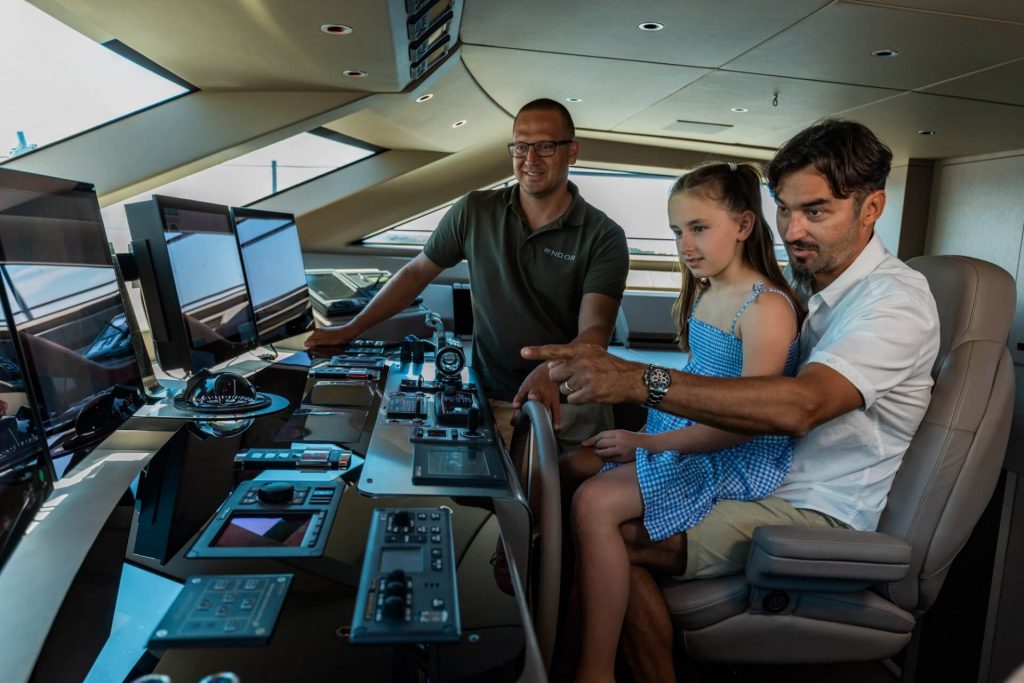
left=307, top=381, right=374, bottom=407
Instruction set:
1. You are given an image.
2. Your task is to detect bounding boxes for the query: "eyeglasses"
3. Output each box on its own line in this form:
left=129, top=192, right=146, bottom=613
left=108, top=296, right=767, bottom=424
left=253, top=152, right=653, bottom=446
left=507, top=139, right=574, bottom=158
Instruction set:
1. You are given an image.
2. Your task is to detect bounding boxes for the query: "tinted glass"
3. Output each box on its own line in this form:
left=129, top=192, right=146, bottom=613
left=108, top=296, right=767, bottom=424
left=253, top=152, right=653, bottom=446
left=0, top=169, right=144, bottom=462
left=233, top=210, right=312, bottom=344
left=161, top=203, right=258, bottom=363
left=0, top=253, right=52, bottom=570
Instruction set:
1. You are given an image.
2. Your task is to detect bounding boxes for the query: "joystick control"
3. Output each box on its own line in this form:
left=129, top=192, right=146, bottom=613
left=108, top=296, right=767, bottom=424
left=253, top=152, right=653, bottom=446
left=256, top=482, right=295, bottom=504
left=461, top=406, right=483, bottom=439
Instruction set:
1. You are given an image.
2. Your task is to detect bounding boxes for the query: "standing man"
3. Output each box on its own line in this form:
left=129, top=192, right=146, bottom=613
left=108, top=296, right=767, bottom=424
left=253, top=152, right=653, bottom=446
left=307, top=98, right=629, bottom=447
left=524, top=119, right=940, bottom=680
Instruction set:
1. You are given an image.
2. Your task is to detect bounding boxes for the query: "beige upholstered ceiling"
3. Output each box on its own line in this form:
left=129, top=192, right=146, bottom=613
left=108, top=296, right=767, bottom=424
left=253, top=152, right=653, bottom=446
left=14, top=0, right=1023, bottom=244
left=458, top=0, right=1024, bottom=160
left=29, top=0, right=1024, bottom=163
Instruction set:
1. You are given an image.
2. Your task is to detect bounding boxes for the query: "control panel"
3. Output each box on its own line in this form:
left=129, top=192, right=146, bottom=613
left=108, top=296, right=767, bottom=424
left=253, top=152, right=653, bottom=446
left=350, top=507, right=460, bottom=644
left=385, top=392, right=429, bottom=421
left=234, top=447, right=352, bottom=471
left=308, top=365, right=382, bottom=381
left=148, top=574, right=292, bottom=648
left=188, top=479, right=343, bottom=559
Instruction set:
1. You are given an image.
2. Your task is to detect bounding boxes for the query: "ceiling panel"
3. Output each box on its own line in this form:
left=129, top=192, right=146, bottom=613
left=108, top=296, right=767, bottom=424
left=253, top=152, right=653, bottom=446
left=461, top=0, right=829, bottom=68
left=613, top=71, right=898, bottom=145
left=726, top=1, right=1024, bottom=91
left=39, top=0, right=409, bottom=91
left=751, top=92, right=1024, bottom=160
left=869, top=0, right=1024, bottom=23
left=463, top=46, right=707, bottom=130
left=325, top=58, right=512, bottom=153
left=923, top=58, right=1024, bottom=106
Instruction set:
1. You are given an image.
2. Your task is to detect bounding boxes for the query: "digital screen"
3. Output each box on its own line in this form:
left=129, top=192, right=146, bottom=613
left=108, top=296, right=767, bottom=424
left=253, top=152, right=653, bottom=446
left=380, top=547, right=423, bottom=573
left=427, top=447, right=491, bottom=476
left=277, top=409, right=368, bottom=444
left=213, top=513, right=312, bottom=548
left=307, top=381, right=374, bottom=407
left=233, top=209, right=312, bottom=344
left=161, top=203, right=258, bottom=367
left=0, top=169, right=144, bottom=462
left=306, top=272, right=359, bottom=302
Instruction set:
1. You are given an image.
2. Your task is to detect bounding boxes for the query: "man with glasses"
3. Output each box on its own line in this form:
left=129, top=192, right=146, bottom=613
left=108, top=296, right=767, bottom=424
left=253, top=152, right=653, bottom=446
left=308, top=98, right=629, bottom=448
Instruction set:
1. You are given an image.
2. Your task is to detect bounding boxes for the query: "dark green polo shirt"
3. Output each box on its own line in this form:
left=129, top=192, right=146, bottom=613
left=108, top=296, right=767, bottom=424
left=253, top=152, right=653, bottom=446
left=423, top=182, right=629, bottom=401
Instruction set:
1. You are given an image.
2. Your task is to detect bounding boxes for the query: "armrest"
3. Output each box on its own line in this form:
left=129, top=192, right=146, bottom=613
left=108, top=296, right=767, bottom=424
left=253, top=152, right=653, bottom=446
left=746, top=526, right=911, bottom=592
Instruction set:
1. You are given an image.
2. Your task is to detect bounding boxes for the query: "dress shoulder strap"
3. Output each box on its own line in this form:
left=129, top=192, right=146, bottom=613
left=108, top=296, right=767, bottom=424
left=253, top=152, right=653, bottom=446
left=729, top=281, right=799, bottom=336
left=690, top=284, right=709, bottom=318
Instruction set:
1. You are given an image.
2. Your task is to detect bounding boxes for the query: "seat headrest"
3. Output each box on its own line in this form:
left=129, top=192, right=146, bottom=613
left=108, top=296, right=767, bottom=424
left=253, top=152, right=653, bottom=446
left=906, top=255, right=1015, bottom=378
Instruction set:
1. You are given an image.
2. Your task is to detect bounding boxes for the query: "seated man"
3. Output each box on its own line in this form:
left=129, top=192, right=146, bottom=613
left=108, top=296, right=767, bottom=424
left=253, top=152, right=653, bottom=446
left=307, top=98, right=629, bottom=449
left=524, top=119, right=941, bottom=681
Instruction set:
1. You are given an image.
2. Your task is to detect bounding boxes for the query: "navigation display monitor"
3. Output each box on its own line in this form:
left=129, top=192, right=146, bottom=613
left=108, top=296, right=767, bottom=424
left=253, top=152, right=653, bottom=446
left=0, top=168, right=144, bottom=466
left=161, top=199, right=258, bottom=370
left=0, top=172, right=54, bottom=568
left=232, top=207, right=313, bottom=344
left=212, top=513, right=312, bottom=548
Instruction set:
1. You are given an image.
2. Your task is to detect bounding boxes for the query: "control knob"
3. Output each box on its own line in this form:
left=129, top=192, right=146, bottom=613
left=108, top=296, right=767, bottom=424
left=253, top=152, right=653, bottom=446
left=256, top=482, right=295, bottom=504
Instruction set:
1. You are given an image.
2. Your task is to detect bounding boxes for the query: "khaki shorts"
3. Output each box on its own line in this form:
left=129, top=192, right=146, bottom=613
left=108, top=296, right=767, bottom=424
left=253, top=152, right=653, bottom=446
left=683, top=496, right=848, bottom=580
left=488, top=399, right=613, bottom=453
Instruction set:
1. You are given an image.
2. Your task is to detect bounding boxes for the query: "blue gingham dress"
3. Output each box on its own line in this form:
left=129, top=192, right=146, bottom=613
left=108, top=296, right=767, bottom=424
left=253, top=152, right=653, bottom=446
left=601, top=282, right=800, bottom=541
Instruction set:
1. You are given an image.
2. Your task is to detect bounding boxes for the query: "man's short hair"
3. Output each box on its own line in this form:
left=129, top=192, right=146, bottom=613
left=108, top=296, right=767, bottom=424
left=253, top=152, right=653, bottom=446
left=767, top=119, right=892, bottom=203
left=515, top=98, right=576, bottom=138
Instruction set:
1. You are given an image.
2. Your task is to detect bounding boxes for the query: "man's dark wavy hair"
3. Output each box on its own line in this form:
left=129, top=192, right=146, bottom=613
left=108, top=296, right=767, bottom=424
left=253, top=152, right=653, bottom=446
left=767, top=119, right=892, bottom=209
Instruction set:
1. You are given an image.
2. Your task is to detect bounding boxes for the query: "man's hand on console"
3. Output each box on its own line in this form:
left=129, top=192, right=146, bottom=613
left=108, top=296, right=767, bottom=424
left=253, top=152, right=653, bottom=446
left=304, top=324, right=359, bottom=349
left=511, top=362, right=562, bottom=430
left=521, top=343, right=647, bottom=405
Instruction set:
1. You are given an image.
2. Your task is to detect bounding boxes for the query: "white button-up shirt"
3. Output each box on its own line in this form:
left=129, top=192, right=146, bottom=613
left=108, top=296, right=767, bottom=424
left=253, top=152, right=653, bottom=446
left=774, top=234, right=940, bottom=531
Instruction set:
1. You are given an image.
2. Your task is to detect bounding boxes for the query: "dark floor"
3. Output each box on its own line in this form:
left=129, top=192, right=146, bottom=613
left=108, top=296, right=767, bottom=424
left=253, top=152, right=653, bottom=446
left=549, top=658, right=900, bottom=683
left=680, top=661, right=899, bottom=683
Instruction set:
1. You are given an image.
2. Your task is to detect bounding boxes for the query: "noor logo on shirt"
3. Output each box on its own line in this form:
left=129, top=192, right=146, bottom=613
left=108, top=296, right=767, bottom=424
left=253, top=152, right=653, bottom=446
left=543, top=247, right=576, bottom=262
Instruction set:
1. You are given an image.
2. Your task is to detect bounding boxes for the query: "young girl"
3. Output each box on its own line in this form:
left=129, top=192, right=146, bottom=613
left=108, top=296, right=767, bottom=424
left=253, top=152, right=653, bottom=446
left=571, top=163, right=801, bottom=682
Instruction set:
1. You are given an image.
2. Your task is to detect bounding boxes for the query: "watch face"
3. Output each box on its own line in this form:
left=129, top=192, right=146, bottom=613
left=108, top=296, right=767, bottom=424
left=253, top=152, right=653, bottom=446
left=646, top=366, right=672, bottom=391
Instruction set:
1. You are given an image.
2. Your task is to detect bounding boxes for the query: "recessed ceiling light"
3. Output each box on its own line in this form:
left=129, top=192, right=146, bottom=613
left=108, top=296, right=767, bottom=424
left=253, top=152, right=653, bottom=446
left=872, top=49, right=899, bottom=58
left=452, top=120, right=467, bottom=128
left=343, top=70, right=367, bottom=78
left=917, top=129, right=937, bottom=135
left=566, top=97, right=583, bottom=103
left=415, top=93, right=434, bottom=103
left=731, top=107, right=749, bottom=113
left=638, top=22, right=664, bottom=31
left=321, top=24, right=353, bottom=35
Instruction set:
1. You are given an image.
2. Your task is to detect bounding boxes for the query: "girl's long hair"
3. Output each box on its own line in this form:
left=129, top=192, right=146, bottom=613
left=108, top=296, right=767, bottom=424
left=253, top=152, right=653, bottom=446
left=670, top=162, right=801, bottom=351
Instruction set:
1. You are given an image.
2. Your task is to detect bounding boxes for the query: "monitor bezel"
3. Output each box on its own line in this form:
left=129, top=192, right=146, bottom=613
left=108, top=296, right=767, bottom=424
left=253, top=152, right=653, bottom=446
left=229, top=206, right=313, bottom=346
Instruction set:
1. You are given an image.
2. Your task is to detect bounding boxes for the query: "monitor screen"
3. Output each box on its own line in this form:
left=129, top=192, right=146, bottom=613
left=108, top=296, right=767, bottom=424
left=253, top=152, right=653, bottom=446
left=158, top=198, right=258, bottom=369
left=213, top=513, right=312, bottom=548
left=0, top=169, right=145, bottom=465
left=232, top=208, right=312, bottom=344
left=0, top=174, right=54, bottom=568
